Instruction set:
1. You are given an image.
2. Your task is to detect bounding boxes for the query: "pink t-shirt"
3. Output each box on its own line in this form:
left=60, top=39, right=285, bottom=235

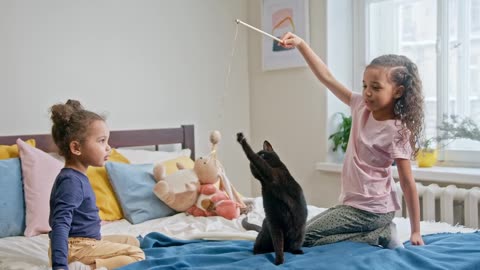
left=339, top=93, right=412, bottom=213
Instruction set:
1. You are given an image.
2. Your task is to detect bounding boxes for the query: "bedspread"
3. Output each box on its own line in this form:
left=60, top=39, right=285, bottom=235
left=119, top=231, right=480, bottom=270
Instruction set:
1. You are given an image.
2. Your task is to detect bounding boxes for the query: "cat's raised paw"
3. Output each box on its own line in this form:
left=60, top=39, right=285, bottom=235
left=236, top=132, right=246, bottom=143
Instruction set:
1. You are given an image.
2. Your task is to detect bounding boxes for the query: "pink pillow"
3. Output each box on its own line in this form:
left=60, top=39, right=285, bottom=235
left=17, top=139, right=64, bottom=237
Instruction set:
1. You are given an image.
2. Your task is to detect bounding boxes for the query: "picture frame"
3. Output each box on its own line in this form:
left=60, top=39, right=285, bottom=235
left=261, top=0, right=310, bottom=71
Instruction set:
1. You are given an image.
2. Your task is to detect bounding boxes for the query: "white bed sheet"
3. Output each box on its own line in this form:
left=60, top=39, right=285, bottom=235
left=0, top=197, right=475, bottom=270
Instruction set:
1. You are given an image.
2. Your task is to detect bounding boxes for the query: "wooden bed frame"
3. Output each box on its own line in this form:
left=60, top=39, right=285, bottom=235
left=0, top=125, right=195, bottom=159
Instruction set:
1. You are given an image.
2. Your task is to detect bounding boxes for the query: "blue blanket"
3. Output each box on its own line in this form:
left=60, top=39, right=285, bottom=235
left=118, top=231, right=480, bottom=270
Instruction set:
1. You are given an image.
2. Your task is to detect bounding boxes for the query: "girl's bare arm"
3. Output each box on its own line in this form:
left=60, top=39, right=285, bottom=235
left=395, top=158, right=424, bottom=245
left=280, top=32, right=352, bottom=105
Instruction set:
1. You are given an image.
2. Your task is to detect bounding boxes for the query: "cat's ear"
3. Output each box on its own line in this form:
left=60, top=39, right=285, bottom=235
left=263, top=140, right=274, bottom=152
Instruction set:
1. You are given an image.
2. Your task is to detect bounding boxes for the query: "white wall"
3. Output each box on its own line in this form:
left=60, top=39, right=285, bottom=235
left=0, top=0, right=253, bottom=195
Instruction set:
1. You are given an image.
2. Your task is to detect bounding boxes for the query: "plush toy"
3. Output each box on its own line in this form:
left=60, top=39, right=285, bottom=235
left=153, top=131, right=246, bottom=219
left=153, top=161, right=199, bottom=212
left=186, top=131, right=246, bottom=220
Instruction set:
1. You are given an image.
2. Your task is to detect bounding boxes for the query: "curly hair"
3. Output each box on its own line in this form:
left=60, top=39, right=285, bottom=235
left=367, top=54, right=425, bottom=158
left=50, top=99, right=104, bottom=159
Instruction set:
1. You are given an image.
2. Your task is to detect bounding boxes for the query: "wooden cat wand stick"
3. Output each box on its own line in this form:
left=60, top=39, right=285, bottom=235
left=235, top=19, right=283, bottom=43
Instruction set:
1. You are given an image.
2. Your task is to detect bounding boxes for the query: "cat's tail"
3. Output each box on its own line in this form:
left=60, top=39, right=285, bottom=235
left=241, top=217, right=262, bottom=232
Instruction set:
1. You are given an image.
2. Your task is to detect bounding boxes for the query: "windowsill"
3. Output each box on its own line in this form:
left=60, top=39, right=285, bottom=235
left=315, top=162, right=480, bottom=185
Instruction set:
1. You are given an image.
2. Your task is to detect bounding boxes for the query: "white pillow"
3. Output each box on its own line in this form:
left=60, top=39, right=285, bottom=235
left=115, top=148, right=192, bottom=164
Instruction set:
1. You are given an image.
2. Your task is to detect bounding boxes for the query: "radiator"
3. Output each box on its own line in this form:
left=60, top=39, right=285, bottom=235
left=395, top=182, right=480, bottom=229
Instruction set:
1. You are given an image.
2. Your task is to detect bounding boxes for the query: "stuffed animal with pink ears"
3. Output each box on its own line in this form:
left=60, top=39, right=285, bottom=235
left=186, top=131, right=246, bottom=220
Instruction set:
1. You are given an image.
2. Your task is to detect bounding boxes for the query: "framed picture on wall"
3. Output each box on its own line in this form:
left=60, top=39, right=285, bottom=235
left=261, top=0, right=309, bottom=71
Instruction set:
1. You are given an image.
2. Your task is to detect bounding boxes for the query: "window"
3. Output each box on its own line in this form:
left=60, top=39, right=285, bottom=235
left=358, top=0, right=480, bottom=165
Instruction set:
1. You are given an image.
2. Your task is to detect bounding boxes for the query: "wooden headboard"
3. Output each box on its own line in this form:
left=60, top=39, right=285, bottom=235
left=0, top=125, right=195, bottom=159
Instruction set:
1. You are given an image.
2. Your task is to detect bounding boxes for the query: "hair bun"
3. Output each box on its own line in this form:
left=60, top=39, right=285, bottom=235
left=66, top=99, right=84, bottom=111
left=50, top=99, right=84, bottom=125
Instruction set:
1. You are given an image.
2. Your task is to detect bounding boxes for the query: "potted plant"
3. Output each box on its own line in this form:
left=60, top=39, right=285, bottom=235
left=417, top=137, right=438, bottom=167
left=329, top=112, right=352, bottom=153
left=416, top=115, right=480, bottom=167
left=437, top=114, right=480, bottom=143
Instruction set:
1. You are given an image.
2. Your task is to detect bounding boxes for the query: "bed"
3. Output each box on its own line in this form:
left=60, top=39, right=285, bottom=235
left=0, top=125, right=479, bottom=270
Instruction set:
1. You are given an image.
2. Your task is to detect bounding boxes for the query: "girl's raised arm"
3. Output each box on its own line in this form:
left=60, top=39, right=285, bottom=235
left=280, top=32, right=352, bottom=105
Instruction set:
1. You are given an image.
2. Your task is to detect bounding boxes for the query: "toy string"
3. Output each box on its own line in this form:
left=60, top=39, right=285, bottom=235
left=218, top=21, right=239, bottom=123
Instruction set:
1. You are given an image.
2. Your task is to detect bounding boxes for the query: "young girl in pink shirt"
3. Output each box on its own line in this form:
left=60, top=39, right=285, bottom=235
left=279, top=33, right=425, bottom=248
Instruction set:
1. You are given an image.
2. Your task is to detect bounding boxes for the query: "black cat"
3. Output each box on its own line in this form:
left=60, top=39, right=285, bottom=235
left=236, top=132, right=307, bottom=265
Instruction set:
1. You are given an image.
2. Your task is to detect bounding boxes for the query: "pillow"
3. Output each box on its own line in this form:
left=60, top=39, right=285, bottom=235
left=0, top=139, right=35, bottom=159
left=160, top=155, right=195, bottom=175
left=87, top=149, right=129, bottom=221
left=116, top=148, right=191, bottom=164
left=17, top=138, right=64, bottom=237
left=0, top=158, right=25, bottom=237
left=105, top=162, right=175, bottom=224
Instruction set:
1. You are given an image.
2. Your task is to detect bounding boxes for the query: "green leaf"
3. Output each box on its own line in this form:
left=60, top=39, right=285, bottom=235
left=329, top=112, right=352, bottom=153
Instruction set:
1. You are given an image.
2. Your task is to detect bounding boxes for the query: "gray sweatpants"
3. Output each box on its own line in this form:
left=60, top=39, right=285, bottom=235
left=303, top=205, right=394, bottom=248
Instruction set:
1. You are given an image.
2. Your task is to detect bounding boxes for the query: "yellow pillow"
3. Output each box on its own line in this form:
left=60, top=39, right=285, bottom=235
left=161, top=156, right=195, bottom=175
left=0, top=139, right=35, bottom=159
left=87, top=149, right=129, bottom=221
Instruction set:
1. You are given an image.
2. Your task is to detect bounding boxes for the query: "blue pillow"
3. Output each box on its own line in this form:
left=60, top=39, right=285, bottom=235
left=0, top=158, right=25, bottom=237
left=105, top=162, right=175, bottom=224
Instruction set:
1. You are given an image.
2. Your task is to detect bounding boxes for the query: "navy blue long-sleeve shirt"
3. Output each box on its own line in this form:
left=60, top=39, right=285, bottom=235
left=49, top=168, right=101, bottom=270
